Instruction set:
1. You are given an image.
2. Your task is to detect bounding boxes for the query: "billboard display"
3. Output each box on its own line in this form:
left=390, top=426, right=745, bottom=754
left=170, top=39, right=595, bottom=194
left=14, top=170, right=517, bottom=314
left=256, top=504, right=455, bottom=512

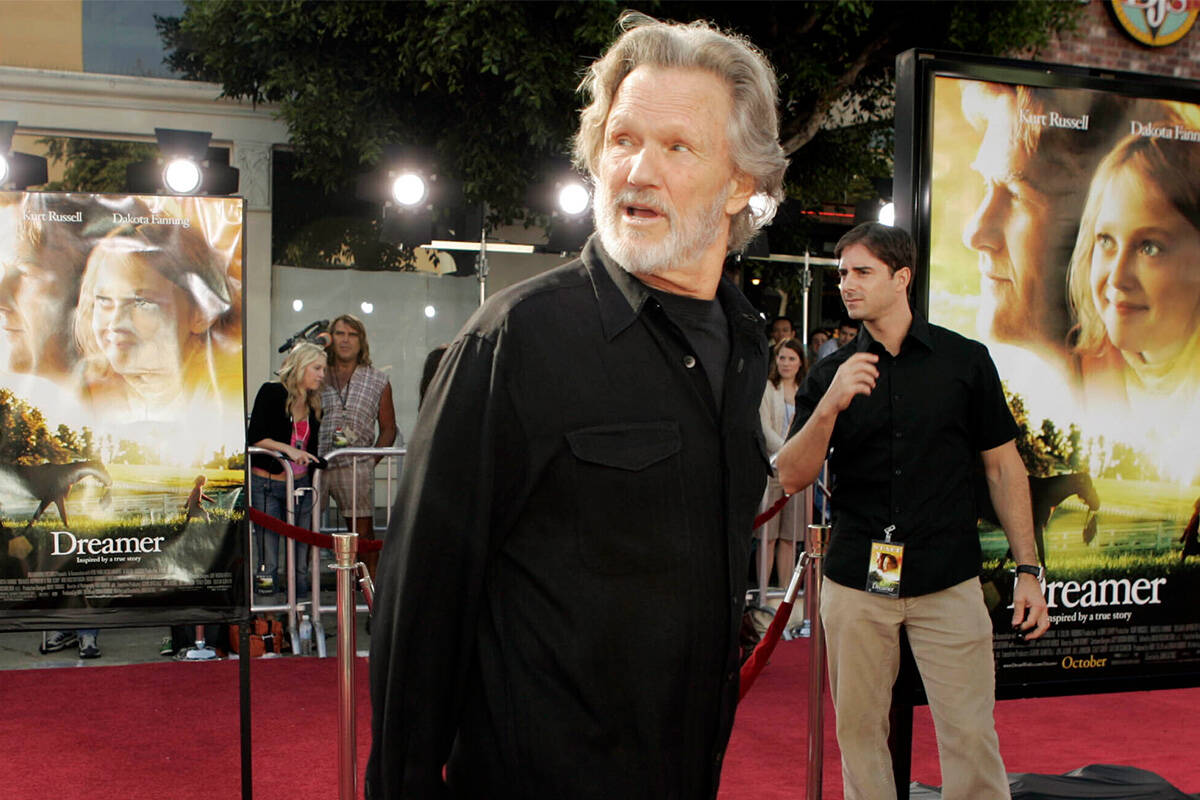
left=896, top=51, right=1200, bottom=695
left=0, top=192, right=247, bottom=628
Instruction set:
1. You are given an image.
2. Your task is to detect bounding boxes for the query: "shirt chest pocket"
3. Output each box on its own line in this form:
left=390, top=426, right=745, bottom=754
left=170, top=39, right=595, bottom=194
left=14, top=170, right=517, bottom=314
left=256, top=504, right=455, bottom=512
left=565, top=421, right=687, bottom=575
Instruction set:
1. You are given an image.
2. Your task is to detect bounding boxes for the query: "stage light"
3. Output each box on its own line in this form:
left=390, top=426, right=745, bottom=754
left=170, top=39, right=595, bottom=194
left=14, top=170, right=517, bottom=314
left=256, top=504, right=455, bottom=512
left=0, top=120, right=49, bottom=190
left=528, top=163, right=594, bottom=254
left=126, top=128, right=239, bottom=196
left=361, top=149, right=445, bottom=252
left=360, top=301, right=374, bottom=315
left=878, top=202, right=895, bottom=226
left=557, top=181, right=590, bottom=216
left=292, top=299, right=304, bottom=312
left=747, top=192, right=778, bottom=228
left=424, top=305, right=436, bottom=318
left=163, top=158, right=203, bottom=194
left=391, top=172, right=428, bottom=207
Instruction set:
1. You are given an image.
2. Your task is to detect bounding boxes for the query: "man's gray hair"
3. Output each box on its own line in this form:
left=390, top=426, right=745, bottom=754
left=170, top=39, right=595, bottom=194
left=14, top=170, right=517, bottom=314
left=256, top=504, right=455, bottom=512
left=573, top=12, right=788, bottom=251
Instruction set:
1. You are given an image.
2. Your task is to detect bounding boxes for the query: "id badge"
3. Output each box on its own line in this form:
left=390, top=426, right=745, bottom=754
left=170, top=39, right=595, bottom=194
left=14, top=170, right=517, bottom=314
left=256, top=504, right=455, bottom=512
left=866, top=539, right=904, bottom=596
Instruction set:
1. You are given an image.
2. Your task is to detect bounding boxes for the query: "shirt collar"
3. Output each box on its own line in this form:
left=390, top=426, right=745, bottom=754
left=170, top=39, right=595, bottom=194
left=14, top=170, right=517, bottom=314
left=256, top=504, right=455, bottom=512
left=586, top=237, right=652, bottom=340
left=584, top=236, right=764, bottom=346
left=853, top=308, right=934, bottom=355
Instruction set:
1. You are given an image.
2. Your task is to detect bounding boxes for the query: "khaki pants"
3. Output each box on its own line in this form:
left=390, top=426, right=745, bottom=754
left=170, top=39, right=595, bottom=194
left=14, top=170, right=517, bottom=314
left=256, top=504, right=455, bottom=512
left=821, top=577, right=1009, bottom=800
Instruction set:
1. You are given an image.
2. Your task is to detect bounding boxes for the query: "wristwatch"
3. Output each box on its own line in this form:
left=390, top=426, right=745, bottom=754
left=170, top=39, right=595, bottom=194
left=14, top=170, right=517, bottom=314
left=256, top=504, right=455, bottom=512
left=1015, top=563, right=1044, bottom=581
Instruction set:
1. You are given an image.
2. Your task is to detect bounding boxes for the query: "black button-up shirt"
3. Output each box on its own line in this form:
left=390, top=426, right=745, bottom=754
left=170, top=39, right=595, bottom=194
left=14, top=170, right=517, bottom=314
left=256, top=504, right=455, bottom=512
left=790, top=314, right=1016, bottom=596
left=367, top=238, right=770, bottom=799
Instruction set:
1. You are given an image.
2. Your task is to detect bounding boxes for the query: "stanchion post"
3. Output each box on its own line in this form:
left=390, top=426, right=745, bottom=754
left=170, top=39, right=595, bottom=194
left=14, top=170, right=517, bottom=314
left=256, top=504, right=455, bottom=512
left=332, top=533, right=359, bottom=800
left=805, top=523, right=831, bottom=800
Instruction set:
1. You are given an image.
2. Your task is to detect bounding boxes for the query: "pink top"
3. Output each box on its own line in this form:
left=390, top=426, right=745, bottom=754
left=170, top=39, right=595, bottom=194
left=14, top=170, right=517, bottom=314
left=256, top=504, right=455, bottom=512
left=290, top=419, right=311, bottom=478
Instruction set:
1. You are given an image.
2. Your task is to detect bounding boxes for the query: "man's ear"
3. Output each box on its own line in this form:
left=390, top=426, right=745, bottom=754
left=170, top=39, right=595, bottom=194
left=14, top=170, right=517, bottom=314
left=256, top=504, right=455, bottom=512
left=894, top=266, right=912, bottom=294
left=724, top=171, right=756, bottom=217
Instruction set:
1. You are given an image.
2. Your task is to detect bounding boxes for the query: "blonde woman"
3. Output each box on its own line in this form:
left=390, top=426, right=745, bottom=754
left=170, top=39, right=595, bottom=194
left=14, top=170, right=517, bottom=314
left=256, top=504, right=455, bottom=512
left=1068, top=126, right=1200, bottom=431
left=74, top=222, right=240, bottom=423
left=756, top=338, right=807, bottom=588
left=247, top=342, right=326, bottom=595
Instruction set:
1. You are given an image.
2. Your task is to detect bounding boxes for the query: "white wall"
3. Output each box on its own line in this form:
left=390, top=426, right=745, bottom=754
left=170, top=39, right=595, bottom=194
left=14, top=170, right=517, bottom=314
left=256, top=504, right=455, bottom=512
left=270, top=266, right=478, bottom=441
left=267, top=249, right=574, bottom=438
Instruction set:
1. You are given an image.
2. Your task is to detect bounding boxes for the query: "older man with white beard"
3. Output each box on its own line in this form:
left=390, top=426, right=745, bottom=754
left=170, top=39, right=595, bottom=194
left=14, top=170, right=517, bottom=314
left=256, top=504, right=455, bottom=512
left=367, top=12, right=788, bottom=800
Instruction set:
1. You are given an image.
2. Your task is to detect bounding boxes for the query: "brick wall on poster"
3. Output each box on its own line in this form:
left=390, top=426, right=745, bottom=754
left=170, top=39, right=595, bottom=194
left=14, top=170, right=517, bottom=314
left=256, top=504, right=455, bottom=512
left=1022, top=0, right=1200, bottom=81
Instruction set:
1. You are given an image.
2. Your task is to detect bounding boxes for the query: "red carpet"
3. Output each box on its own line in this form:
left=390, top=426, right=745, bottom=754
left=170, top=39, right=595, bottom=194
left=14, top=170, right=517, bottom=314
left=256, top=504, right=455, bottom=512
left=720, top=638, right=1200, bottom=799
left=1, top=644, right=1197, bottom=799
left=0, top=657, right=373, bottom=800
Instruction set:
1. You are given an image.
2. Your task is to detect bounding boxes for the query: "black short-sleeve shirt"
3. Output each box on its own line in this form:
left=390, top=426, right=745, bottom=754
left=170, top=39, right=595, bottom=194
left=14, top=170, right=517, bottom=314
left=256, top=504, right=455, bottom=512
left=789, top=313, right=1017, bottom=596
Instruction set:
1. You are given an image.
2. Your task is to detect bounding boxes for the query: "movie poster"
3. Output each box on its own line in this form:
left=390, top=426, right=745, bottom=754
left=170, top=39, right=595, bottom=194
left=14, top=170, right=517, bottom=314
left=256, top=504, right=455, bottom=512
left=927, top=76, right=1200, bottom=690
left=0, top=192, right=246, bottom=628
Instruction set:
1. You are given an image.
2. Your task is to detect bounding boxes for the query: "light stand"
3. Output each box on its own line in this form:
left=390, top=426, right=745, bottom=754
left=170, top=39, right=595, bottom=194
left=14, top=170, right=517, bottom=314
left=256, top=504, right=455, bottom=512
left=476, top=205, right=489, bottom=307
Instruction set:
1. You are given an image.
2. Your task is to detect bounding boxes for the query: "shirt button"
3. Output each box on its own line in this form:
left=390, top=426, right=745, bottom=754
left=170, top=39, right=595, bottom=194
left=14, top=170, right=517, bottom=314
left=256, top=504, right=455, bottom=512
left=715, top=750, right=724, bottom=766
left=894, top=431, right=902, bottom=439
left=683, top=355, right=697, bottom=368
left=894, top=468, right=901, bottom=476
left=894, top=505, right=901, bottom=514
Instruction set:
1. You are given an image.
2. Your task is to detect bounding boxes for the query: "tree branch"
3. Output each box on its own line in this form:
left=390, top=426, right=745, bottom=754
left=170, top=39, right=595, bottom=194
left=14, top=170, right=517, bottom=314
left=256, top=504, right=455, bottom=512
left=780, top=27, right=894, bottom=156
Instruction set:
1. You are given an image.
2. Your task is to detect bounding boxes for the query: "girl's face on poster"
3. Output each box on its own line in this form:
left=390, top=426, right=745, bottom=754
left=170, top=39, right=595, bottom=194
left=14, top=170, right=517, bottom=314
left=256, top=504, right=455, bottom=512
left=1090, top=168, right=1200, bottom=365
left=89, top=250, right=198, bottom=385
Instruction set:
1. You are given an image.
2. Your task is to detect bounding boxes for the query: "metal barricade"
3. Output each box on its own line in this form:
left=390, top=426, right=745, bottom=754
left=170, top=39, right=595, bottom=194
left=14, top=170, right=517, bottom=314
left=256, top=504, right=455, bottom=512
left=247, top=446, right=315, bottom=651
left=311, top=446, right=404, bottom=633
left=246, top=445, right=403, bottom=655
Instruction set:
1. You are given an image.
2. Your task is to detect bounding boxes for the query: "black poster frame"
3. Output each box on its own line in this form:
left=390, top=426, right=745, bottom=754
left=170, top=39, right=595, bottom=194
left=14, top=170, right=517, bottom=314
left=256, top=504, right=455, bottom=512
left=894, top=49, right=1200, bottom=703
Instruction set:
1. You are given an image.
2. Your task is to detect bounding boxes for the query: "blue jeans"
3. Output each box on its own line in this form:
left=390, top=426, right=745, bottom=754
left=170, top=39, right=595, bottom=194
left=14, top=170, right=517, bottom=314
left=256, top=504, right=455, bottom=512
left=250, top=473, right=314, bottom=592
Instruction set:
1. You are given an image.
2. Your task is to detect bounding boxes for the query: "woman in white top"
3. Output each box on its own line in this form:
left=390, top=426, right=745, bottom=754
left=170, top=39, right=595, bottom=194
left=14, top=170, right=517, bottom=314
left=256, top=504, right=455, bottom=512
left=756, top=338, right=807, bottom=588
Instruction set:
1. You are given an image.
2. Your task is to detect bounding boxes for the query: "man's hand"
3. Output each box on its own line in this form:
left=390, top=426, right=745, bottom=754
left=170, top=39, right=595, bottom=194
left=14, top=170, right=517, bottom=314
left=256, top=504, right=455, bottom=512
left=777, top=352, right=879, bottom=494
left=1012, top=573, right=1050, bottom=640
left=7, top=534, right=32, bottom=561
left=820, top=352, right=879, bottom=414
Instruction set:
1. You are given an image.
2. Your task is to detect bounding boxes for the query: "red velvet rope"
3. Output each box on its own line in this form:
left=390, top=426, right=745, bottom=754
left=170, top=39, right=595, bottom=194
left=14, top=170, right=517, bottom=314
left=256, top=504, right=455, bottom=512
left=741, top=492, right=802, bottom=698
left=248, top=508, right=384, bottom=552
left=753, top=493, right=792, bottom=529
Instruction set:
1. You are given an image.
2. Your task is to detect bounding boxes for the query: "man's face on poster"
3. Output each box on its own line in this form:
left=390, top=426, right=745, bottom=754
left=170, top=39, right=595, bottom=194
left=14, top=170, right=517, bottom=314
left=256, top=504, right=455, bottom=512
left=0, top=204, right=80, bottom=378
left=960, top=86, right=1081, bottom=354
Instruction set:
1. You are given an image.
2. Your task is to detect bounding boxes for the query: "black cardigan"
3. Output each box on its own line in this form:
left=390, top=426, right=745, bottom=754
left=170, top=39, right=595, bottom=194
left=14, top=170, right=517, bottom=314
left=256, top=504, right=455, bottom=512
left=247, top=382, right=321, bottom=474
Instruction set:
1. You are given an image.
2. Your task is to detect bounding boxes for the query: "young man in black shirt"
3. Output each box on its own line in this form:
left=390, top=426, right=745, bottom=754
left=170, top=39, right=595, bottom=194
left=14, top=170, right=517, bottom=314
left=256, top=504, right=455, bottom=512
left=777, top=222, right=1049, bottom=800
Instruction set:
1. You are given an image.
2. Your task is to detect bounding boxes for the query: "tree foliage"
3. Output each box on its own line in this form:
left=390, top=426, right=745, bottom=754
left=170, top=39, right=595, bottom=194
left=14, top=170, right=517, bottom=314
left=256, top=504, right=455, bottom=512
left=156, top=0, right=1081, bottom=245
left=1006, top=387, right=1089, bottom=479
left=158, top=0, right=618, bottom=225
left=39, top=137, right=157, bottom=193
left=0, top=390, right=95, bottom=466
